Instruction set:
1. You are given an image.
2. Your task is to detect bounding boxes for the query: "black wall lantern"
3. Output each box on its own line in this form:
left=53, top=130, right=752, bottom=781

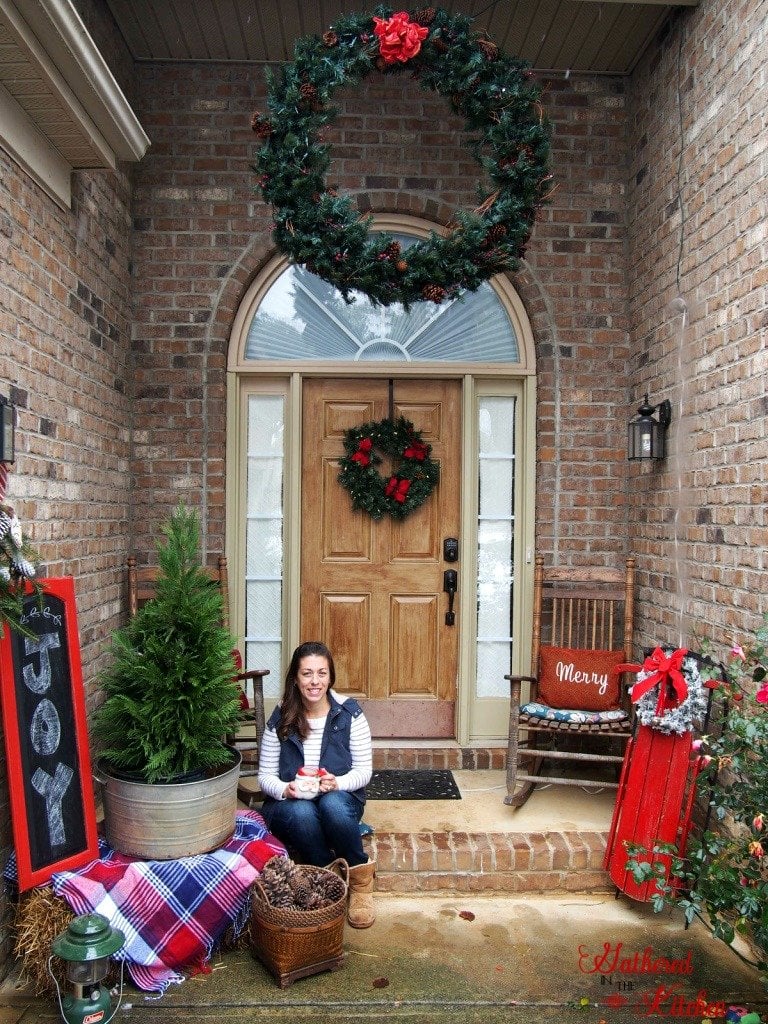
left=0, top=395, right=15, bottom=463
left=628, top=393, right=672, bottom=461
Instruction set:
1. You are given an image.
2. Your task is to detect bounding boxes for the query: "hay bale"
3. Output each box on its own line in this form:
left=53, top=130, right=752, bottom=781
left=13, top=887, right=74, bottom=995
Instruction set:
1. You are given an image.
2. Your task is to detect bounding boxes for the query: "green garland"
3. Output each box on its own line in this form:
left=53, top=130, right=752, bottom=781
left=338, top=417, right=439, bottom=520
left=0, top=503, right=39, bottom=637
left=252, top=6, right=551, bottom=309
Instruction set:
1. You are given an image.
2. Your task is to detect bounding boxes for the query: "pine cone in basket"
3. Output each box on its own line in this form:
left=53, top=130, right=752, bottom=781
left=289, top=873, right=313, bottom=909
left=316, top=871, right=345, bottom=903
left=259, top=856, right=295, bottom=907
left=304, top=891, right=325, bottom=911
left=256, top=856, right=345, bottom=912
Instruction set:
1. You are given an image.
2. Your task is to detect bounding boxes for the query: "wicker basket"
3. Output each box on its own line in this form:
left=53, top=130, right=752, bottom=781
left=249, top=858, right=348, bottom=988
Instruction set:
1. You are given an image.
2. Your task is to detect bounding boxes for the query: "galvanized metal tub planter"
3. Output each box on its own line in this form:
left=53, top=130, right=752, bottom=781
left=97, top=746, right=241, bottom=859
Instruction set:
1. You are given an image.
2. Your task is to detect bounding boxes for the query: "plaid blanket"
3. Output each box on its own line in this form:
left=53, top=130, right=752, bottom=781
left=50, top=811, right=286, bottom=993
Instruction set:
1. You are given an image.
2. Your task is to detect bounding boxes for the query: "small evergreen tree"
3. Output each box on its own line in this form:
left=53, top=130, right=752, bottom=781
left=95, top=504, right=242, bottom=783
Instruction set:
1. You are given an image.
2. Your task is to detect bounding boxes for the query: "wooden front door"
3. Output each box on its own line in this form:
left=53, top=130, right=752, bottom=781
left=301, top=378, right=461, bottom=738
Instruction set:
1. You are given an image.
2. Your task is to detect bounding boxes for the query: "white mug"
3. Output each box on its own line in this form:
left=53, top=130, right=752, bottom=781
left=294, top=767, right=322, bottom=799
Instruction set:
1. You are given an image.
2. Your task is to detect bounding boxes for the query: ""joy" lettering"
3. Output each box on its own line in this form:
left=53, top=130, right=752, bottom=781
left=22, top=630, right=71, bottom=848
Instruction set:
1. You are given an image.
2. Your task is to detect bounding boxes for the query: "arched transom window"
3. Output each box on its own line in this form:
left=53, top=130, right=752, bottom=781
left=244, top=235, right=521, bottom=364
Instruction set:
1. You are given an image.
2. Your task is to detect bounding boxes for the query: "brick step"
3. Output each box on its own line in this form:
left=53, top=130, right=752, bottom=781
left=371, top=746, right=507, bottom=771
left=241, top=750, right=615, bottom=893
left=362, top=749, right=615, bottom=893
left=363, top=829, right=610, bottom=894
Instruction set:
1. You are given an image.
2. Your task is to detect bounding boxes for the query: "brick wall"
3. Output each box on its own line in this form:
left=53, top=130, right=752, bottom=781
left=0, top=1, right=135, bottom=968
left=528, top=75, right=630, bottom=565
left=0, top=157, right=134, bottom=969
left=626, top=0, right=767, bottom=650
left=130, top=64, right=631, bottom=567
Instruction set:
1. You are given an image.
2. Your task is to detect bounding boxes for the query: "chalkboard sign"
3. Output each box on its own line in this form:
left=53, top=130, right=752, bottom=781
left=0, top=578, right=98, bottom=890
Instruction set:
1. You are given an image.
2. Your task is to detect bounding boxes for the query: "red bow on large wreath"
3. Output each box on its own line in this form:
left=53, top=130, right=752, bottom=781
left=619, top=647, right=689, bottom=714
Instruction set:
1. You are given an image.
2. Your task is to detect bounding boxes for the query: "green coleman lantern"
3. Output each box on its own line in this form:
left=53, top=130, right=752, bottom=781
left=50, top=913, right=125, bottom=1024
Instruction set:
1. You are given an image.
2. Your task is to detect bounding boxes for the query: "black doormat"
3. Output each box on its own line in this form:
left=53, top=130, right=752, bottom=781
left=366, top=769, right=461, bottom=800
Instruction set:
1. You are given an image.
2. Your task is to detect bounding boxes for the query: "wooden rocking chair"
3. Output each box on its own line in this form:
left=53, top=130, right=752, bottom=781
left=504, top=555, right=636, bottom=807
left=127, top=555, right=267, bottom=806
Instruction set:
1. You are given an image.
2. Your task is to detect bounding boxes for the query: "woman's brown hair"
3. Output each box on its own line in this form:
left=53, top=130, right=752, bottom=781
left=277, top=641, right=336, bottom=740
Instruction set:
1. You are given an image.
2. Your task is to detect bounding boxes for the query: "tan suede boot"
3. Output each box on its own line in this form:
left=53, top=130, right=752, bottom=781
left=347, top=859, right=376, bottom=928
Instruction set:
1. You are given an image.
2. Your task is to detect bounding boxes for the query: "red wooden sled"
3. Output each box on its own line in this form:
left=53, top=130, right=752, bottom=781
left=604, top=724, right=702, bottom=899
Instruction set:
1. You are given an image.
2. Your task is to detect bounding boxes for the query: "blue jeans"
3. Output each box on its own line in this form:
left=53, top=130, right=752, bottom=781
left=261, top=791, right=368, bottom=867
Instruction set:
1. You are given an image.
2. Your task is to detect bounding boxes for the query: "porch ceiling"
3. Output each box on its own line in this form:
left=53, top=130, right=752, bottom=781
left=104, top=0, right=697, bottom=76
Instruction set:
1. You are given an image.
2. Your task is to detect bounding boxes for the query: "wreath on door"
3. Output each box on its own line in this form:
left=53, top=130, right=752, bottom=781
left=251, top=7, right=551, bottom=308
left=338, top=417, right=439, bottom=520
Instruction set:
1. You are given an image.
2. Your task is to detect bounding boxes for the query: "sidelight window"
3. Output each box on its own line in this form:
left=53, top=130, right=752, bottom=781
left=244, top=393, right=284, bottom=698
left=475, top=396, right=516, bottom=698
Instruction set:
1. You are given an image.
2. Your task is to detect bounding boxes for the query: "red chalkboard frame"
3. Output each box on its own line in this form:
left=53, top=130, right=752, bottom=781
left=0, top=577, right=99, bottom=890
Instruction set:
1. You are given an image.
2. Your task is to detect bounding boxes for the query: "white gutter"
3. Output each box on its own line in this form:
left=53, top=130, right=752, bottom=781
left=8, top=0, right=150, bottom=162
left=0, top=0, right=149, bottom=206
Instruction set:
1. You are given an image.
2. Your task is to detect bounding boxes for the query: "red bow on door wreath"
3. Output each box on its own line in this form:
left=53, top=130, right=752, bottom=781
left=337, top=417, right=439, bottom=520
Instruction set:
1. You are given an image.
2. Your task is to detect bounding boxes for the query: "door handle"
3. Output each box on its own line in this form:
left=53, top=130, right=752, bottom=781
left=443, top=569, right=457, bottom=626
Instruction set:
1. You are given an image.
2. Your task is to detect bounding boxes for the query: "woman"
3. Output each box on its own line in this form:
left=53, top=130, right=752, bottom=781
left=258, top=641, right=376, bottom=928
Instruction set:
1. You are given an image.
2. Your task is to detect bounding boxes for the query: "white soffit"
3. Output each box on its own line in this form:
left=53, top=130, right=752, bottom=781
left=0, top=0, right=149, bottom=208
left=104, top=0, right=698, bottom=76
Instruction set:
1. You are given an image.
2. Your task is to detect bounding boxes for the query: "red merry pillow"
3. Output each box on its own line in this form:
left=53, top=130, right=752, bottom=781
left=537, top=646, right=626, bottom=711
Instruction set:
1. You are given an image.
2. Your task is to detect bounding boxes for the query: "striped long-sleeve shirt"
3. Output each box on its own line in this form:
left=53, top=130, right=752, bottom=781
left=258, top=691, right=372, bottom=801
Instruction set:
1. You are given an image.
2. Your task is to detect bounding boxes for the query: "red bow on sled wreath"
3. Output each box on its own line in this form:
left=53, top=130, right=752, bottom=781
left=620, top=647, right=690, bottom=713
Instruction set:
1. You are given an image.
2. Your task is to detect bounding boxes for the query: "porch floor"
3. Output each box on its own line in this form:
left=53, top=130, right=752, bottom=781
left=3, top=772, right=766, bottom=1022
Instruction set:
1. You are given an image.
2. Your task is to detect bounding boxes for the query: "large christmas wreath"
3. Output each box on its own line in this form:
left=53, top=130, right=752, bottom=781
left=338, top=417, right=439, bottom=520
left=252, top=6, right=551, bottom=308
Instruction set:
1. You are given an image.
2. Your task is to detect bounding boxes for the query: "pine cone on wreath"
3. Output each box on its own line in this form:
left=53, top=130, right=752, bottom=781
left=323, top=31, right=338, bottom=47
left=478, top=38, right=499, bottom=61
left=483, top=223, right=508, bottom=247
left=422, top=284, right=447, bottom=303
left=250, top=113, right=273, bottom=137
left=414, top=7, right=437, bottom=25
